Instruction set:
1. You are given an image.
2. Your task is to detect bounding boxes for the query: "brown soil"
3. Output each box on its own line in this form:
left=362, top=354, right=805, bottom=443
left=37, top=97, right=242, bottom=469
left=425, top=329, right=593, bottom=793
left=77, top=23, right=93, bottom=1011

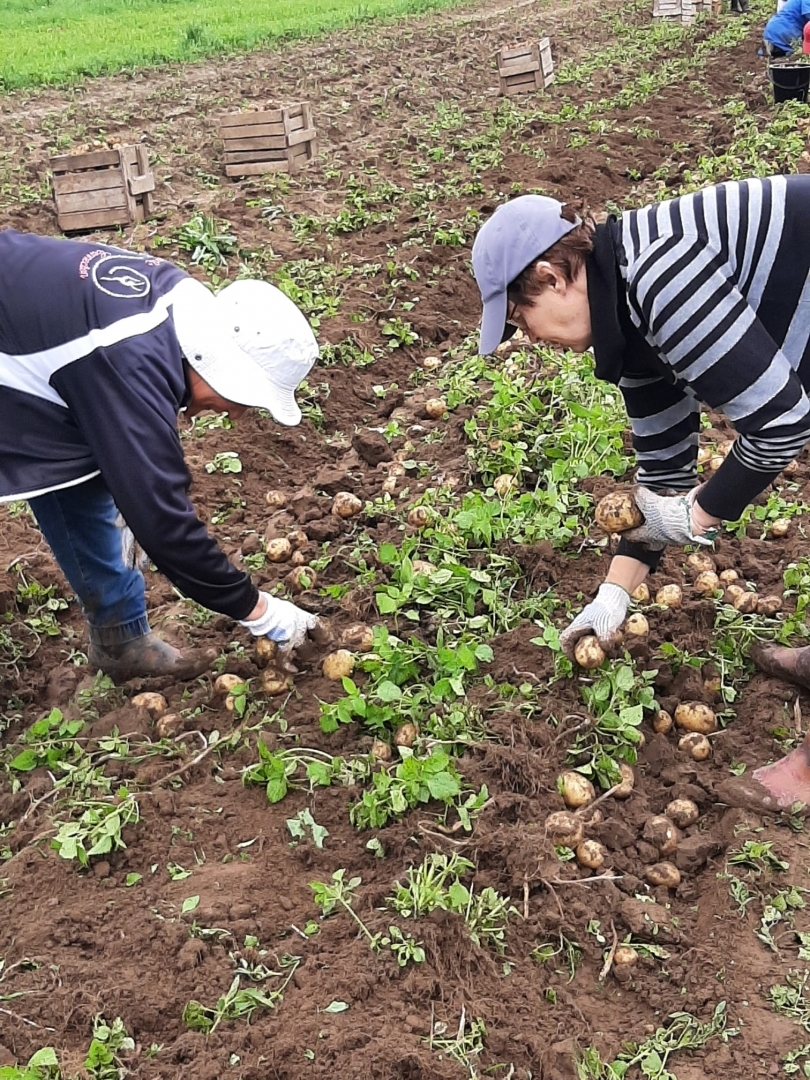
left=1, top=1, right=809, bottom=1078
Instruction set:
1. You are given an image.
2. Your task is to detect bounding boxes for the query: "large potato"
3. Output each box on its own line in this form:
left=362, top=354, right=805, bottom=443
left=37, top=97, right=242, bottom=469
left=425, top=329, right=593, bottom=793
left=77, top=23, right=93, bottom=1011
left=573, top=635, right=606, bottom=670
left=645, top=862, right=681, bottom=889
left=545, top=811, right=585, bottom=848
left=674, top=702, right=717, bottom=734
left=559, top=771, right=595, bottom=808
left=132, top=692, right=167, bottom=720
left=595, top=492, right=643, bottom=533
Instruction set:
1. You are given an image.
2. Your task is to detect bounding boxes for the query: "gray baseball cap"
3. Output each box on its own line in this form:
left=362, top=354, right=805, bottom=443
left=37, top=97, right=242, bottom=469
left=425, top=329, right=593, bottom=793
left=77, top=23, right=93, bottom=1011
left=472, top=195, right=580, bottom=355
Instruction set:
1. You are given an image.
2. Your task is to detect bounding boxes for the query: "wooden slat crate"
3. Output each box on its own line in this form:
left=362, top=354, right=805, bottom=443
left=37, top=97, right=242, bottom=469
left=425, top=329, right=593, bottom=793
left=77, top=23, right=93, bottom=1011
left=652, top=0, right=695, bottom=21
left=51, top=146, right=155, bottom=233
left=497, top=39, right=554, bottom=96
left=219, top=103, right=317, bottom=178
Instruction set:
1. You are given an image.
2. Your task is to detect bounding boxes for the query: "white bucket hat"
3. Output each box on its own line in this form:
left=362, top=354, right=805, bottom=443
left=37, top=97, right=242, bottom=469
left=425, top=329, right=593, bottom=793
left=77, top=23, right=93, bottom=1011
left=170, top=277, right=319, bottom=426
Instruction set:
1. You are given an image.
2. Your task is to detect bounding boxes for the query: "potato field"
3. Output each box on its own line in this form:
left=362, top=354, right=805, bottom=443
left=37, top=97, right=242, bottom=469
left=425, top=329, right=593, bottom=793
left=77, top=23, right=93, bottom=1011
left=1, top=0, right=810, bottom=1077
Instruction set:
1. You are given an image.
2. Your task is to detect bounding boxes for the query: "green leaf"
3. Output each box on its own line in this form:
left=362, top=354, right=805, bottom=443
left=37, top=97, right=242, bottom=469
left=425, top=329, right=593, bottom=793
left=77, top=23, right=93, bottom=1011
left=376, top=592, right=399, bottom=615
left=376, top=680, right=402, bottom=702
left=378, top=543, right=398, bottom=565
left=9, top=749, right=39, bottom=772
left=182, top=895, right=201, bottom=913
left=125, top=873, right=142, bottom=887
left=426, top=771, right=461, bottom=801
left=323, top=1000, right=349, bottom=1013
left=28, top=1048, right=58, bottom=1068
left=266, top=776, right=289, bottom=803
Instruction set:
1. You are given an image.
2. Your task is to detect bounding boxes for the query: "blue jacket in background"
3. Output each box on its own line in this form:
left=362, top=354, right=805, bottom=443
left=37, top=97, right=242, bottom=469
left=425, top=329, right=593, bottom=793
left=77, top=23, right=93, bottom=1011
left=764, top=0, right=810, bottom=52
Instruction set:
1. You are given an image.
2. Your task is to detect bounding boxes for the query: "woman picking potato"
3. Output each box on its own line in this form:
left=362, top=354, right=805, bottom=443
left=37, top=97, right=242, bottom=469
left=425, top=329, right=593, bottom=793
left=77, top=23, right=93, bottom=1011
left=472, top=176, right=810, bottom=811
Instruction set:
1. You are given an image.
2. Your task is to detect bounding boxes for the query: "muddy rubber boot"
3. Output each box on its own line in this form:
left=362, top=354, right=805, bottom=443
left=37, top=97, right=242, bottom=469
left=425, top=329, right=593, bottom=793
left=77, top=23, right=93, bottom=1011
left=88, top=632, right=218, bottom=683
left=750, top=642, right=810, bottom=690
left=718, top=732, right=810, bottom=813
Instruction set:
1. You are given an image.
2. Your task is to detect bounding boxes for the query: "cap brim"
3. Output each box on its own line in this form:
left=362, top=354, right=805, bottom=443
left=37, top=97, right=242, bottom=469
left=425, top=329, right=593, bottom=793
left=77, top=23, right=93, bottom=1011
left=479, top=290, right=508, bottom=355
left=205, top=359, right=303, bottom=426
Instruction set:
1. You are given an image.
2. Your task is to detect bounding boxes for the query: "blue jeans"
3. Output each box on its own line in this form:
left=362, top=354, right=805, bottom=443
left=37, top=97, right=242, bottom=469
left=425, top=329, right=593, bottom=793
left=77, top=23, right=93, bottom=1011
left=29, top=475, right=150, bottom=647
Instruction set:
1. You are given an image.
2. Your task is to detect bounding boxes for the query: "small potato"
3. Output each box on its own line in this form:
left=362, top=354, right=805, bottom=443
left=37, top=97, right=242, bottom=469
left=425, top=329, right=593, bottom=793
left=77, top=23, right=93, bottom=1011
left=132, top=692, right=168, bottom=719
left=265, top=490, right=287, bottom=509
left=771, top=518, right=791, bottom=538
left=394, top=723, right=419, bottom=749
left=758, top=595, right=784, bottom=617
left=631, top=582, right=650, bottom=603
left=559, top=770, right=595, bottom=809
left=652, top=709, right=673, bottom=735
left=290, top=550, right=307, bottom=567
left=625, top=613, right=649, bottom=637
left=214, top=674, right=243, bottom=696
left=381, top=476, right=398, bottom=496
left=655, top=584, right=682, bottom=608
left=255, top=638, right=278, bottom=666
left=545, top=811, right=585, bottom=848
left=266, top=537, right=293, bottom=563
left=340, top=623, right=375, bottom=652
left=784, top=459, right=800, bottom=477
left=332, top=492, right=363, bottom=519
left=287, top=529, right=309, bottom=551
left=703, top=675, right=722, bottom=696
left=323, top=650, right=355, bottom=681
left=613, top=763, right=635, bottom=799
left=679, top=731, right=711, bottom=761
left=371, top=739, right=392, bottom=763
left=697, top=446, right=713, bottom=466
left=575, top=840, right=606, bottom=870
left=665, top=798, right=700, bottom=828
left=422, top=355, right=442, bottom=370
left=719, top=569, right=739, bottom=585
left=412, top=559, right=437, bottom=576
left=645, top=861, right=681, bottom=889
left=686, top=552, right=716, bottom=576
left=574, top=635, right=606, bottom=670
left=286, top=566, right=317, bottom=593
left=423, top=398, right=448, bottom=419
left=693, top=571, right=720, bottom=596
left=614, top=945, right=639, bottom=966
left=724, top=584, right=745, bottom=604
left=710, top=454, right=725, bottom=472
left=674, top=702, right=717, bottom=735
left=595, top=491, right=644, bottom=533
left=407, top=506, right=431, bottom=528
left=156, top=713, right=184, bottom=739
left=260, top=670, right=292, bottom=696
left=493, top=474, right=517, bottom=497
left=733, top=590, right=759, bottom=614
left=643, top=815, right=680, bottom=857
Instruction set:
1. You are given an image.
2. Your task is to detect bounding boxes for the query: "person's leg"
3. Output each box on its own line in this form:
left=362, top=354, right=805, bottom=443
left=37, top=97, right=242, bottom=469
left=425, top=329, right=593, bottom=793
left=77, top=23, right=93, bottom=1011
left=29, top=476, right=216, bottom=681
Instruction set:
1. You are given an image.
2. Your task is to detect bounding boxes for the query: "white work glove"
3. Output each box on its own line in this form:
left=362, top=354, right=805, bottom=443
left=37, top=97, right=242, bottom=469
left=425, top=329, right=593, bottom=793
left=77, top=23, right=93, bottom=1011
left=115, top=513, right=147, bottom=571
left=622, top=486, right=717, bottom=549
left=560, top=582, right=630, bottom=659
left=239, top=591, right=321, bottom=666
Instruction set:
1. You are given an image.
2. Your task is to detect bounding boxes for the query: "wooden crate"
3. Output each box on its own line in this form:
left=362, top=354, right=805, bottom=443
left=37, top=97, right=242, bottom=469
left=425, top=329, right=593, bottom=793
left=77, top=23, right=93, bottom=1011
left=51, top=146, right=155, bottom=233
left=497, top=39, right=554, bottom=96
left=219, top=103, right=317, bottom=178
left=653, top=0, right=695, bottom=21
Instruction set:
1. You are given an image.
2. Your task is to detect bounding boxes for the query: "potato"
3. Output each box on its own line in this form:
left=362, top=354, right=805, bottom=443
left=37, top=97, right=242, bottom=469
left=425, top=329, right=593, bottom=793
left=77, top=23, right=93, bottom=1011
left=718, top=439, right=733, bottom=457
left=493, top=474, right=517, bottom=497
left=703, top=675, right=722, bottom=696
left=613, top=763, right=635, bottom=799
left=340, top=623, right=375, bottom=652
left=545, top=811, right=585, bottom=848
left=132, top=692, right=168, bottom=719
left=595, top=491, right=643, bottom=533
left=214, top=674, right=243, bottom=696
left=696, top=446, right=713, bottom=466
left=559, top=771, right=595, bottom=809
left=371, top=739, right=392, bottom=763
left=573, top=635, right=606, bottom=670
left=323, top=650, right=355, bottom=680
left=394, top=723, right=419, bottom=749
left=652, top=709, right=673, bottom=735
left=655, top=584, right=682, bottom=608
left=665, top=798, right=700, bottom=828
left=758, top=595, right=783, bottom=617
left=422, top=355, right=442, bottom=370
left=287, top=529, right=309, bottom=551
left=710, top=454, right=725, bottom=471
left=407, top=506, right=430, bottom=528
left=290, top=550, right=307, bottom=567
left=674, top=702, right=717, bottom=734
left=624, top=613, right=649, bottom=637
left=784, top=459, right=800, bottom=477
left=693, top=571, right=720, bottom=596
left=156, top=713, right=184, bottom=739
left=614, top=946, right=639, bottom=966
left=718, top=569, right=739, bottom=585
left=266, top=537, right=293, bottom=563
left=286, top=566, right=317, bottom=593
left=260, top=670, right=292, bottom=696
left=645, top=861, right=681, bottom=889
left=265, top=490, right=287, bottom=509
left=575, top=840, right=606, bottom=870
left=381, top=476, right=398, bottom=496
left=412, top=559, right=437, bottom=576
left=332, top=492, right=363, bottom=519
left=679, top=731, right=711, bottom=760
left=724, top=584, right=744, bottom=604
left=686, top=552, right=715, bottom=575
left=642, top=815, right=680, bottom=857
left=733, top=590, right=759, bottom=614
left=424, top=398, right=448, bottom=419
left=771, top=517, right=791, bottom=538
left=255, top=638, right=278, bottom=666
left=631, top=582, right=650, bottom=603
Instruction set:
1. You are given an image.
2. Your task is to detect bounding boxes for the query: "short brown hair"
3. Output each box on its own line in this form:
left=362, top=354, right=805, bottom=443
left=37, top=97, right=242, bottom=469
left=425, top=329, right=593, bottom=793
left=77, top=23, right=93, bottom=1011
left=507, top=206, right=596, bottom=307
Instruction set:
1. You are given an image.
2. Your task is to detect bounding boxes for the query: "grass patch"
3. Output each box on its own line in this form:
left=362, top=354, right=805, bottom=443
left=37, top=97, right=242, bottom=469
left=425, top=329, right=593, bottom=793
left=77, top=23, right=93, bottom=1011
left=1, top=0, right=470, bottom=91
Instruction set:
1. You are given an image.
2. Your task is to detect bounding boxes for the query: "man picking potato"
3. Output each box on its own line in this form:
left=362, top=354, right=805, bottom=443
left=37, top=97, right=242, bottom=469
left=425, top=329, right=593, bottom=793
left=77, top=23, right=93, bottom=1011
left=472, top=176, right=810, bottom=810
left=0, top=230, right=324, bottom=681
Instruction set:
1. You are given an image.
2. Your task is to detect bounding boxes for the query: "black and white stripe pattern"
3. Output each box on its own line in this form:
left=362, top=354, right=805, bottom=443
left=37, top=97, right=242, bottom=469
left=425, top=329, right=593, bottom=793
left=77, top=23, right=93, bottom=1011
left=617, top=175, right=810, bottom=518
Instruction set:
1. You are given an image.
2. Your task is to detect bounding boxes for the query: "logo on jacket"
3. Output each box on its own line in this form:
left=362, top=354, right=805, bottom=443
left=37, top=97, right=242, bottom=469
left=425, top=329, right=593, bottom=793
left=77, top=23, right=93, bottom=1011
left=91, top=257, right=152, bottom=299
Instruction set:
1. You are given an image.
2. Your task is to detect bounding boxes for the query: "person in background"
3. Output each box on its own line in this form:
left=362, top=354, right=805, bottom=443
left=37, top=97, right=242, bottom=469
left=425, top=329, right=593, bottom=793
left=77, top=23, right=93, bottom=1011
left=0, top=230, right=324, bottom=682
left=471, top=177, right=810, bottom=813
left=763, top=0, right=810, bottom=54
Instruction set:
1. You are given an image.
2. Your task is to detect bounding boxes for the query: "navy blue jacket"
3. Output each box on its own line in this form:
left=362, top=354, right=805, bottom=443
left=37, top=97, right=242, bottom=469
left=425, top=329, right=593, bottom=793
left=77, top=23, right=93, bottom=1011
left=0, top=230, right=257, bottom=619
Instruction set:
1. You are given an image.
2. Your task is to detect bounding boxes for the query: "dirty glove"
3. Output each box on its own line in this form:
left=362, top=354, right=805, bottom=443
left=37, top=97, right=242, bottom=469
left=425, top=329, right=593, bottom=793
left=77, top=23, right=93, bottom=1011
left=560, top=582, right=630, bottom=659
left=623, top=486, right=717, bottom=549
left=239, top=591, right=322, bottom=665
left=115, top=513, right=147, bottom=571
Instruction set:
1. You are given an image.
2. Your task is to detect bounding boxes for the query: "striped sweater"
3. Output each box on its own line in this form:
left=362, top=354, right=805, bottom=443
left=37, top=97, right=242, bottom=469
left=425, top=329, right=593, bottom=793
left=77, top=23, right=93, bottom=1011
left=607, top=174, right=810, bottom=522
